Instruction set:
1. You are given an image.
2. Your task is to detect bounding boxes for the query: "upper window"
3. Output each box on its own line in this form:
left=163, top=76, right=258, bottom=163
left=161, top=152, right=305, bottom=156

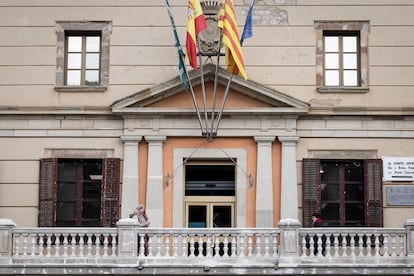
left=324, top=32, right=360, bottom=87
left=315, top=21, right=369, bottom=93
left=55, top=22, right=111, bottom=92
left=66, top=34, right=101, bottom=86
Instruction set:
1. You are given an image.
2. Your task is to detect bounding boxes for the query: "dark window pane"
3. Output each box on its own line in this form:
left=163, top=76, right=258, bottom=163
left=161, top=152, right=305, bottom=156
left=345, top=184, right=364, bottom=201
left=188, top=205, right=206, bottom=228
left=57, top=182, right=76, bottom=201
left=56, top=202, right=76, bottom=223
left=321, top=183, right=339, bottom=200
left=321, top=203, right=339, bottom=220
left=58, top=162, right=77, bottom=181
left=82, top=201, right=101, bottom=219
left=321, top=163, right=339, bottom=182
left=345, top=203, right=365, bottom=220
left=213, top=206, right=231, bottom=227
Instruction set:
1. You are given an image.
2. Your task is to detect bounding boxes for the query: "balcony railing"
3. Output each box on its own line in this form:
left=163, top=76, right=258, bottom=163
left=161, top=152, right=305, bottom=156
left=1, top=218, right=414, bottom=275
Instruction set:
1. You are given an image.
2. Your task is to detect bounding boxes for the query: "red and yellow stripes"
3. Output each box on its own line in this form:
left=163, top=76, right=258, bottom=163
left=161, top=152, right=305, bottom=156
left=218, top=0, right=247, bottom=80
left=186, top=0, right=207, bottom=69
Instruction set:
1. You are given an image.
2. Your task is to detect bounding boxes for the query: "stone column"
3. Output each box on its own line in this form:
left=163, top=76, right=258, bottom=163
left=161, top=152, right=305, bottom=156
left=116, top=218, right=139, bottom=259
left=146, top=136, right=166, bottom=227
left=254, top=136, right=275, bottom=227
left=278, top=218, right=301, bottom=266
left=279, top=136, right=299, bottom=220
left=0, top=219, right=16, bottom=264
left=120, top=135, right=141, bottom=218
left=405, top=218, right=414, bottom=259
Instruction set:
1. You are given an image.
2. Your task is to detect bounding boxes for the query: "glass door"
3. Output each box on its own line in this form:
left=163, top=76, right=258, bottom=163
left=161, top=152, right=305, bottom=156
left=186, top=200, right=234, bottom=228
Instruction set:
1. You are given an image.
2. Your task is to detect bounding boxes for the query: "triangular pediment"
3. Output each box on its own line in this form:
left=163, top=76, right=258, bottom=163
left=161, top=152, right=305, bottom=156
left=111, top=64, right=309, bottom=115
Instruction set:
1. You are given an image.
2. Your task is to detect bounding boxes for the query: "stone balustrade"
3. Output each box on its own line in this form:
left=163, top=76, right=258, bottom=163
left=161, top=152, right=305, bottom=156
left=0, top=218, right=413, bottom=275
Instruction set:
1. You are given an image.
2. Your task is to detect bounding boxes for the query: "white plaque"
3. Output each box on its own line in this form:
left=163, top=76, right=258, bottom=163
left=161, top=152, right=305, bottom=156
left=383, top=157, right=414, bottom=181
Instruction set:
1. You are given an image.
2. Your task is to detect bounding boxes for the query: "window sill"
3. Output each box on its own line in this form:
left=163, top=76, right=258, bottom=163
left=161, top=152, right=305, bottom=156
left=55, top=86, right=107, bottom=92
left=318, top=87, right=369, bottom=93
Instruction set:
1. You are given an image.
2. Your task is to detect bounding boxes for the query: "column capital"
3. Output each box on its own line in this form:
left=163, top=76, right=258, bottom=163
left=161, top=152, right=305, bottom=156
left=120, top=135, right=142, bottom=143
left=254, top=136, right=275, bottom=143
left=278, top=136, right=299, bottom=144
left=145, top=135, right=167, bottom=143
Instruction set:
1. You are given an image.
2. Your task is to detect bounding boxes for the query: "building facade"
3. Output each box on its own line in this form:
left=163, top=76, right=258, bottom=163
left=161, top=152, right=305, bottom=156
left=0, top=0, right=413, bottom=234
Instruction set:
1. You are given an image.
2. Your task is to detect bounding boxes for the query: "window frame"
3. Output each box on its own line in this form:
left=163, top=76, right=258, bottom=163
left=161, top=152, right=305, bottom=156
left=55, top=21, right=111, bottom=92
left=315, top=21, right=369, bottom=93
left=39, top=158, right=120, bottom=227
left=302, top=158, right=383, bottom=227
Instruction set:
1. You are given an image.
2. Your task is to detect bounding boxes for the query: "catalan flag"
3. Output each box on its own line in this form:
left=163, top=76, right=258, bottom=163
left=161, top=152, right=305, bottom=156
left=186, top=0, right=207, bottom=69
left=165, top=0, right=189, bottom=90
left=218, top=0, right=247, bottom=80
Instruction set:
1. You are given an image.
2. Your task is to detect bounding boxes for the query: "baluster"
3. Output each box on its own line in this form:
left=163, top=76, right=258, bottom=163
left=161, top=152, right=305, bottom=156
left=14, top=233, right=20, bottom=256
left=264, top=234, right=270, bottom=257
left=46, top=234, right=52, bottom=257
left=102, top=234, right=109, bottom=257
left=309, top=235, right=315, bottom=257
left=382, top=234, right=388, bottom=257
left=341, top=234, right=347, bottom=257
left=205, top=234, right=212, bottom=257
left=29, top=234, right=36, bottom=256
left=22, top=234, right=28, bottom=256
left=164, top=234, right=170, bottom=257
left=374, top=234, right=380, bottom=257
left=231, top=235, right=237, bottom=257
left=62, top=234, right=68, bottom=257
left=391, top=234, right=397, bottom=257
left=181, top=234, right=187, bottom=257
left=237, top=234, right=244, bottom=257
left=273, top=234, right=278, bottom=258
left=223, top=236, right=229, bottom=257
left=138, top=234, right=145, bottom=257
left=78, top=234, right=85, bottom=257
left=350, top=234, right=355, bottom=257
left=255, top=234, right=261, bottom=256
left=111, top=234, right=117, bottom=257
left=189, top=235, right=195, bottom=257
left=247, top=235, right=253, bottom=257
left=366, top=234, right=372, bottom=256
left=172, top=235, right=178, bottom=257
left=214, top=236, right=220, bottom=258
left=325, top=234, right=331, bottom=257
left=358, top=234, right=364, bottom=257
left=87, top=234, right=94, bottom=257
left=399, top=233, right=405, bottom=257
left=316, top=234, right=323, bottom=257
left=333, top=234, right=339, bottom=257
left=301, top=235, right=307, bottom=257
left=155, top=234, right=162, bottom=257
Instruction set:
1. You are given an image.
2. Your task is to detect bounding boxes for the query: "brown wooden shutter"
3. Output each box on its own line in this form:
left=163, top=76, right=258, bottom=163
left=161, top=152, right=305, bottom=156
left=302, top=158, right=321, bottom=227
left=102, top=158, right=121, bottom=227
left=38, top=158, right=57, bottom=227
left=365, top=159, right=383, bottom=227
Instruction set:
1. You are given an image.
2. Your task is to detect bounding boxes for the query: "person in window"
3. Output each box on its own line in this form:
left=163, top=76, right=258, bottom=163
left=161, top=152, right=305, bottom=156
left=129, top=204, right=150, bottom=255
left=311, top=213, right=323, bottom=227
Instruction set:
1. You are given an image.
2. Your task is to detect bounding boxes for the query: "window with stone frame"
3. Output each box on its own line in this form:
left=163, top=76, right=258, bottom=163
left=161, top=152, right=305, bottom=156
left=55, top=21, right=111, bottom=92
left=315, top=21, right=369, bottom=93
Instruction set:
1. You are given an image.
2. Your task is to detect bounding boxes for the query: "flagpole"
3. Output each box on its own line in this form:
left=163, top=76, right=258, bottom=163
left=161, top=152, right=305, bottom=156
left=209, top=29, right=223, bottom=139
left=197, top=37, right=209, bottom=137
left=213, top=73, right=233, bottom=134
left=183, top=55, right=205, bottom=134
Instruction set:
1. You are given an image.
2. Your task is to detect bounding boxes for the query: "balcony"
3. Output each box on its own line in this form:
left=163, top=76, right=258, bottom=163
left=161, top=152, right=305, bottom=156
left=1, top=218, right=414, bottom=275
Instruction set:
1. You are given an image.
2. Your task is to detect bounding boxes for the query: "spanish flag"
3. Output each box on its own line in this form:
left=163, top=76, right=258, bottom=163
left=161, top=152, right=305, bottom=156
left=218, top=0, right=247, bottom=80
left=186, top=0, right=207, bottom=69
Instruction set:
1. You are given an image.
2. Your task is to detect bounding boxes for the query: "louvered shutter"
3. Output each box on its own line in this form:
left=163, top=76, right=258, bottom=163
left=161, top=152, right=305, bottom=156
left=365, top=159, right=383, bottom=227
left=38, top=158, right=57, bottom=227
left=302, top=158, right=321, bottom=227
left=102, top=158, right=121, bottom=227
